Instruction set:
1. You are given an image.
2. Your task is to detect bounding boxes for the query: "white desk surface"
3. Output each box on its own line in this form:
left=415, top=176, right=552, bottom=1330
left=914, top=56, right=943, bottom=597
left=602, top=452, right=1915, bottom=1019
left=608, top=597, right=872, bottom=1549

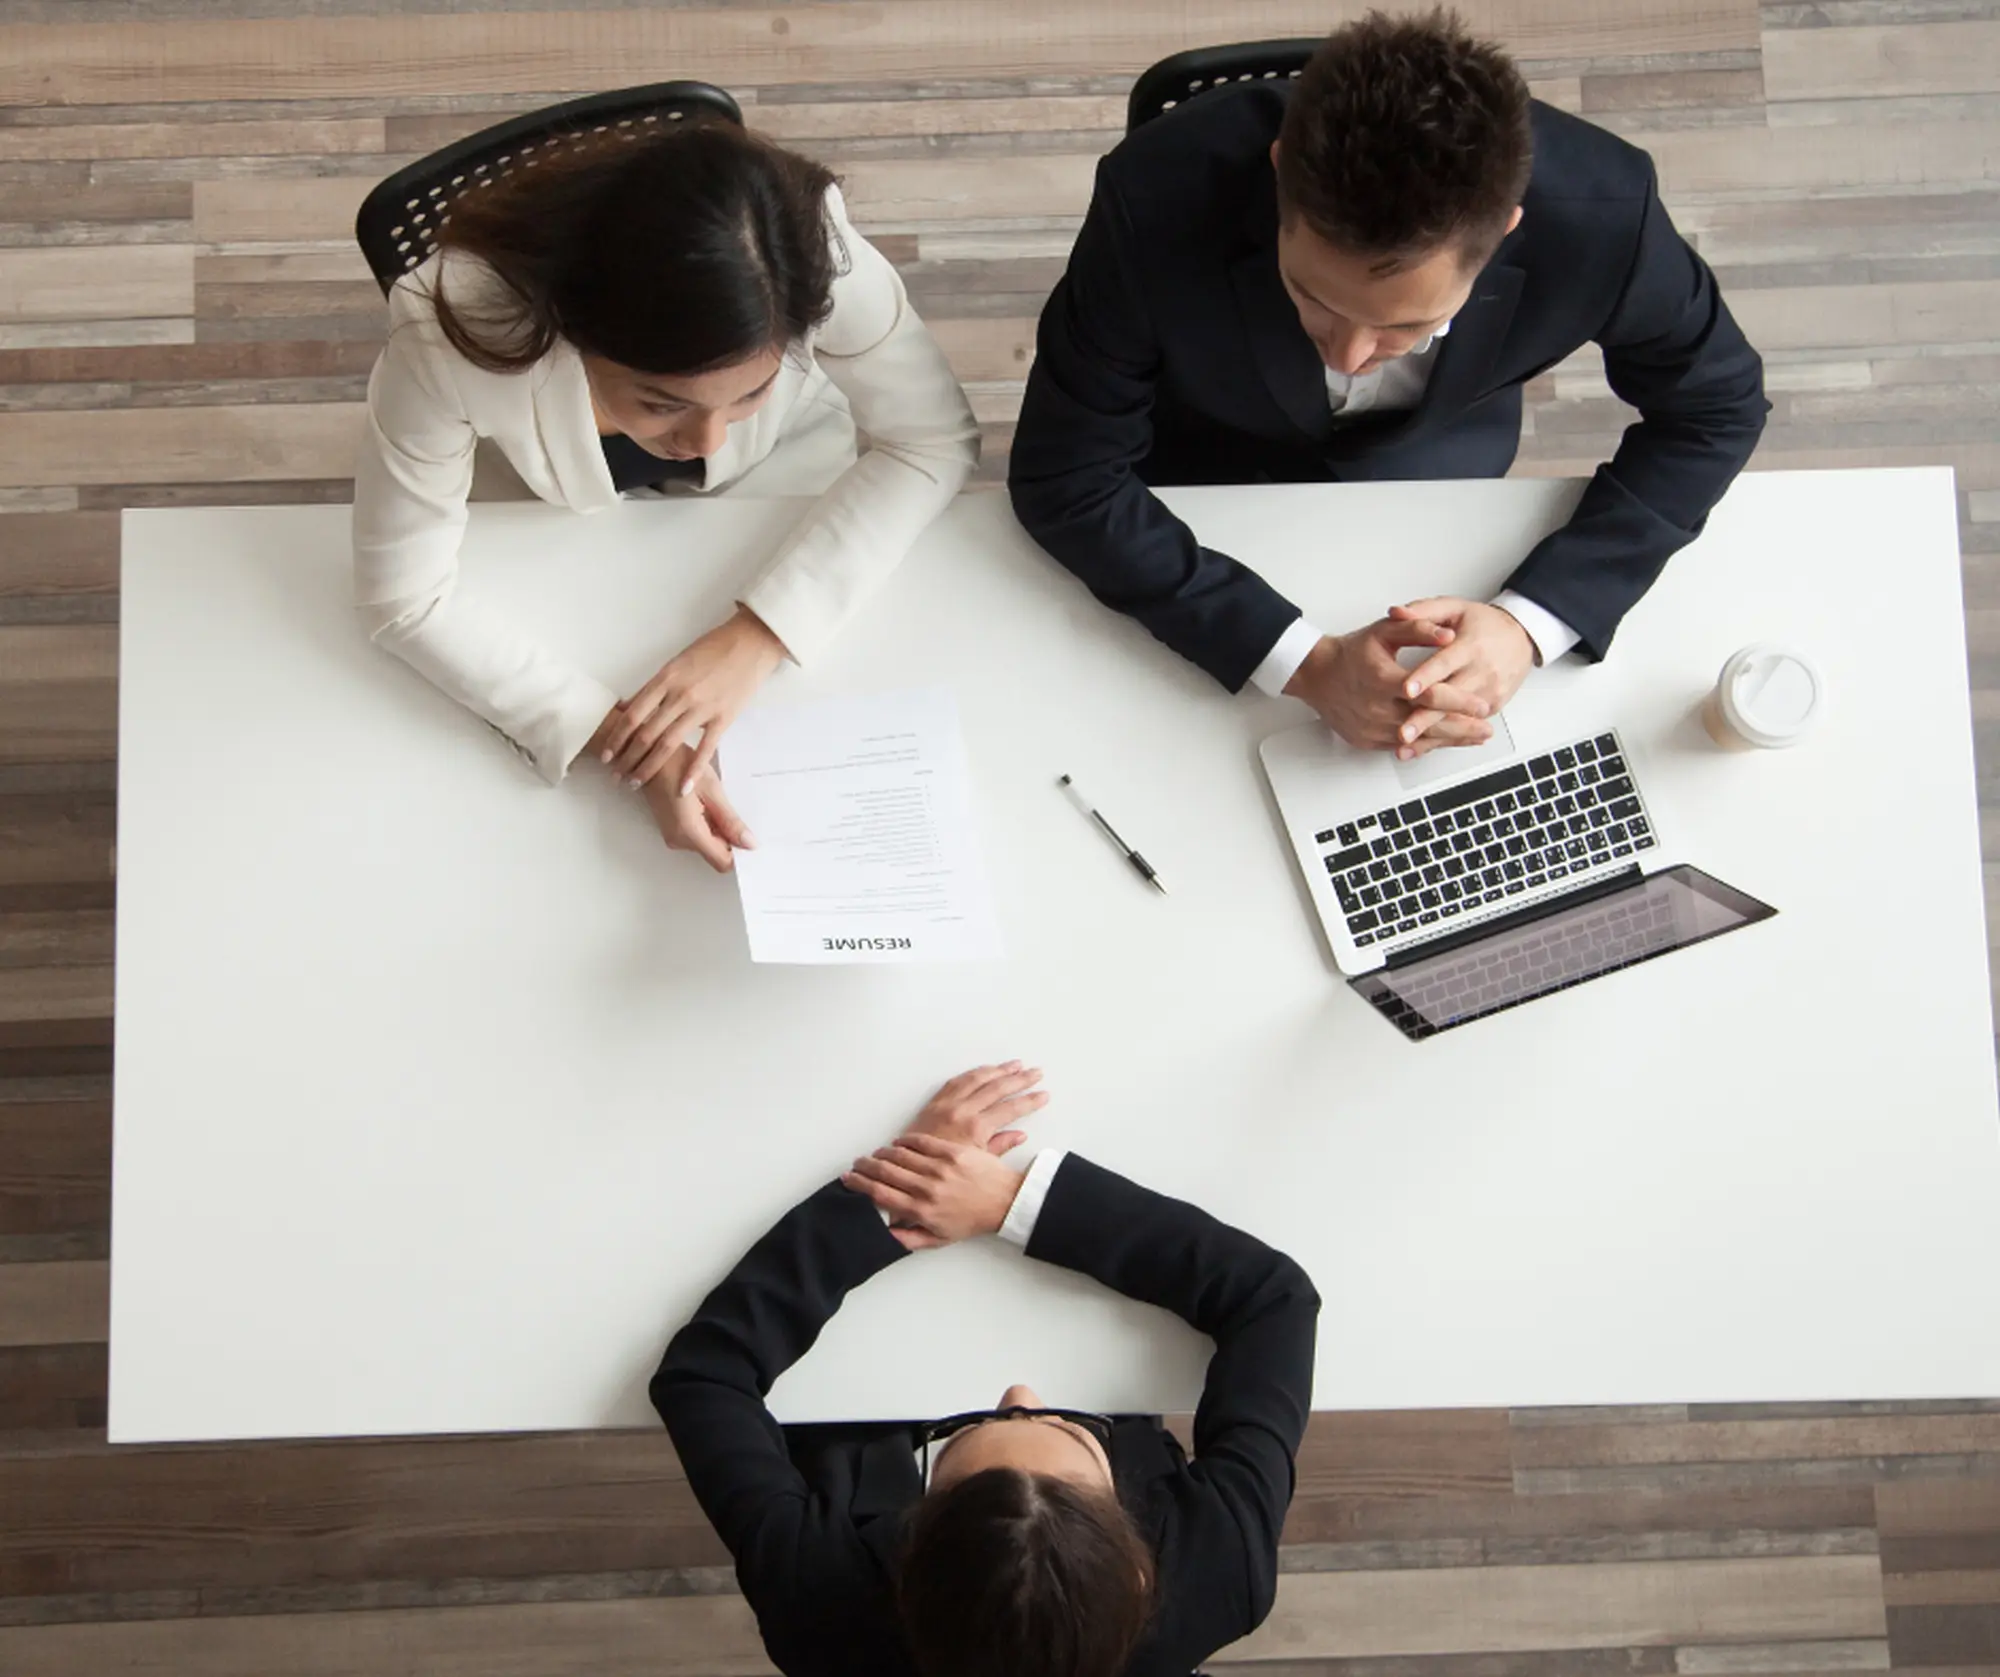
left=112, top=468, right=2000, bottom=1443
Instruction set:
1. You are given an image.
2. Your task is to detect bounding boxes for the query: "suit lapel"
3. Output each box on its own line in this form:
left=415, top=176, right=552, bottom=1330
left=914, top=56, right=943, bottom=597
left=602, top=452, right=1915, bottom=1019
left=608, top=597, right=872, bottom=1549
left=1400, top=256, right=1525, bottom=440
left=534, top=346, right=621, bottom=512
left=1231, top=172, right=1334, bottom=446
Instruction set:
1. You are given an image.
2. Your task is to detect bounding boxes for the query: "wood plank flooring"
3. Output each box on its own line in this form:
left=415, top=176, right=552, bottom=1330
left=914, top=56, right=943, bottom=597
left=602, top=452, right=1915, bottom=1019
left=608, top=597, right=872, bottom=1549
left=1, top=1, right=1997, bottom=1670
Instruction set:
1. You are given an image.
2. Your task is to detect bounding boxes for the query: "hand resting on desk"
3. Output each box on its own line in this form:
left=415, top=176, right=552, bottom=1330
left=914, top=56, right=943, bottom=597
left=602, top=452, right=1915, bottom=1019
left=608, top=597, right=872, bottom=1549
left=1284, top=614, right=1494, bottom=758
left=597, top=605, right=788, bottom=795
left=1283, top=598, right=1538, bottom=761
left=1390, top=597, right=1537, bottom=757
left=583, top=708, right=757, bottom=875
left=629, top=739, right=756, bottom=873
left=843, top=1061, right=1048, bottom=1251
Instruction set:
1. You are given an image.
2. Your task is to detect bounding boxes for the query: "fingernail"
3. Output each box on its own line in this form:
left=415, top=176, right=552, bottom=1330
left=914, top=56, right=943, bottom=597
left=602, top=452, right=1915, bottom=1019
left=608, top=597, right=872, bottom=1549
left=740, top=831, right=757, bottom=849
left=679, top=779, right=693, bottom=797
left=625, top=778, right=641, bottom=792
left=599, top=750, right=612, bottom=763
left=1005, top=1059, right=1022, bottom=1069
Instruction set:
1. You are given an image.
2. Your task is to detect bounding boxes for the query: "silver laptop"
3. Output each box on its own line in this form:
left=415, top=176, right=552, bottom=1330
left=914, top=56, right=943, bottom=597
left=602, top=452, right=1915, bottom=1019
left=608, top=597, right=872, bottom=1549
left=1261, top=709, right=1774, bottom=1039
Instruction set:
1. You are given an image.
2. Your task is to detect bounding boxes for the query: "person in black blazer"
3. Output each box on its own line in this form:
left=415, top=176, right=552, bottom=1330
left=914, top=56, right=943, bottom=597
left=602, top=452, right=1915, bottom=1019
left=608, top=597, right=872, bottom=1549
left=1008, top=10, right=1768, bottom=762
left=651, top=1062, right=1320, bottom=1677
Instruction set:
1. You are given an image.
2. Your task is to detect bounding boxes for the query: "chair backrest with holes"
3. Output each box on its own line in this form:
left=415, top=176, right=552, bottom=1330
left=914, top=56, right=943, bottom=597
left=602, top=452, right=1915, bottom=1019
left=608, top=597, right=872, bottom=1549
left=1125, top=40, right=1321, bottom=134
left=354, top=81, right=744, bottom=298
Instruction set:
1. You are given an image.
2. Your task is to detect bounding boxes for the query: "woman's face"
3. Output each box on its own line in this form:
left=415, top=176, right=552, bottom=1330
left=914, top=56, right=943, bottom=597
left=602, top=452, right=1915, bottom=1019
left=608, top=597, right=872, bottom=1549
left=927, top=1384, right=1116, bottom=1492
left=583, top=346, right=786, bottom=462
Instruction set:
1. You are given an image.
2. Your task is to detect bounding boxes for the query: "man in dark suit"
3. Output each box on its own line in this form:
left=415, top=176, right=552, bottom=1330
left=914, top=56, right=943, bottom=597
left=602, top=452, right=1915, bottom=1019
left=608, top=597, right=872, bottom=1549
left=1008, top=10, right=1767, bottom=759
left=651, top=1062, right=1320, bottom=1677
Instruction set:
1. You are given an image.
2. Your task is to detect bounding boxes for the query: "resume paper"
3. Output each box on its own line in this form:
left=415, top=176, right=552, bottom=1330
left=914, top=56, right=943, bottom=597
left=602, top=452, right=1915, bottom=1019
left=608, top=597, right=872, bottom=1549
left=721, top=687, right=1003, bottom=964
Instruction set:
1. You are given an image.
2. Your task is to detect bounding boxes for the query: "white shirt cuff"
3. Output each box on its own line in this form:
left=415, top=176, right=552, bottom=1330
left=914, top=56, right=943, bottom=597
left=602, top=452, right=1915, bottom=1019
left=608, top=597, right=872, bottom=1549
left=1491, top=590, right=1581, bottom=667
left=1250, top=617, right=1324, bottom=697
left=998, top=1148, right=1069, bottom=1248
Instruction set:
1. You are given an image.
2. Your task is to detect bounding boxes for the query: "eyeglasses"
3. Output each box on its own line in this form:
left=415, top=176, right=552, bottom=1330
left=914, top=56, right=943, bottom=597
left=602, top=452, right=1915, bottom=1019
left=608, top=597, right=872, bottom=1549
left=920, top=1406, right=1115, bottom=1484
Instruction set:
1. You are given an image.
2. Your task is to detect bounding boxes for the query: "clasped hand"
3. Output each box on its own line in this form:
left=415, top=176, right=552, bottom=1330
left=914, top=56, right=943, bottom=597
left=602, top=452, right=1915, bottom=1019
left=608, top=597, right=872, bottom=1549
left=841, top=1062, right=1049, bottom=1251
left=583, top=714, right=755, bottom=874
left=586, top=606, right=787, bottom=873
left=600, top=606, right=786, bottom=794
left=1285, top=597, right=1535, bottom=760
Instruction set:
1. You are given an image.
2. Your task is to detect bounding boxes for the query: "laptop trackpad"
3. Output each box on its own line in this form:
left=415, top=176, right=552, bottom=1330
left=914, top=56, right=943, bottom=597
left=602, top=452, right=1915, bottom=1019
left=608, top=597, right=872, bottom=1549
left=1390, top=710, right=1519, bottom=791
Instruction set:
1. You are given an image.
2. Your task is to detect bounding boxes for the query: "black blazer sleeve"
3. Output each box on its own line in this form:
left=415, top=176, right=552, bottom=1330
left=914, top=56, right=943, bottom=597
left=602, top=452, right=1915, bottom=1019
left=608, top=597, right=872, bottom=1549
left=649, top=1181, right=907, bottom=1667
left=1007, top=164, right=1305, bottom=692
left=1504, top=164, right=1768, bottom=656
left=1023, top=1155, right=1320, bottom=1648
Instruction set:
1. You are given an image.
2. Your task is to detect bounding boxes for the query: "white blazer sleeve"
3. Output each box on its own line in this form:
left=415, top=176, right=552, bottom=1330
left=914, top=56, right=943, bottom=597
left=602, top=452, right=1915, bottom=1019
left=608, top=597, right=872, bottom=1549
left=737, top=187, right=980, bottom=664
left=351, top=270, right=620, bottom=786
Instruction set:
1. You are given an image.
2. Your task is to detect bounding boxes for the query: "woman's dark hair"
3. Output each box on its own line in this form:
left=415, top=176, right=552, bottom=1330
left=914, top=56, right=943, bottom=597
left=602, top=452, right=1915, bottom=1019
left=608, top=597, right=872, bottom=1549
left=1277, top=7, right=1534, bottom=270
left=898, top=1468, right=1155, bottom=1677
left=424, top=120, right=839, bottom=376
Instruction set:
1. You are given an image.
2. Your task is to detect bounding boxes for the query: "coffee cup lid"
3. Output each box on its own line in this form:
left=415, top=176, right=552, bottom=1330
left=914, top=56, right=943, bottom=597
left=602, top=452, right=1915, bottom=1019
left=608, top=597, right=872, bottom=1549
left=1720, top=644, right=1821, bottom=748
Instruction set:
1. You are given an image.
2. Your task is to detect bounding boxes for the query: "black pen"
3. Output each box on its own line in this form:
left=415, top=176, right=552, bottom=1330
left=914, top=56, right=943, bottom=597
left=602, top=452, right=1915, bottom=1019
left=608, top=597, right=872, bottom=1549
left=1058, top=774, right=1167, bottom=896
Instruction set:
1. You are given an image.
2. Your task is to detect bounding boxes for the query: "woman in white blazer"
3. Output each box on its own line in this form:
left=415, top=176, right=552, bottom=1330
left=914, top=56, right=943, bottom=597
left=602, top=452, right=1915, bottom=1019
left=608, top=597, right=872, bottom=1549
left=352, top=122, right=979, bottom=870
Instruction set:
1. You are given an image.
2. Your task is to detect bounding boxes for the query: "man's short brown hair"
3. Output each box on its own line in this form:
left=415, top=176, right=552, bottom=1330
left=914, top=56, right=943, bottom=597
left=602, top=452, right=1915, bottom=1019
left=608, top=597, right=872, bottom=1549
left=1276, top=8, right=1533, bottom=270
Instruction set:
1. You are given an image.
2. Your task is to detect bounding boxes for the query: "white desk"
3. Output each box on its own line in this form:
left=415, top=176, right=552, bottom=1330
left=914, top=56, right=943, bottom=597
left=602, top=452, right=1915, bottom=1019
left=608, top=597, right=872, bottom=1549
left=112, top=469, right=2000, bottom=1443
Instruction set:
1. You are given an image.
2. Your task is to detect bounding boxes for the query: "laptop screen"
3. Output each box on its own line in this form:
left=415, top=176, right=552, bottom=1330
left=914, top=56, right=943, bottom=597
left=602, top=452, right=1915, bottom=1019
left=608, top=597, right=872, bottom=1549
left=1350, top=865, right=1775, bottom=1040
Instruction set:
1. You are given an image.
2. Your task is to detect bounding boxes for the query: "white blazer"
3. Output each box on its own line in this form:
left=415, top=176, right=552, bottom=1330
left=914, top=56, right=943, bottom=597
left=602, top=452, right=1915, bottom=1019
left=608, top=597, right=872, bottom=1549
left=352, top=185, right=980, bottom=784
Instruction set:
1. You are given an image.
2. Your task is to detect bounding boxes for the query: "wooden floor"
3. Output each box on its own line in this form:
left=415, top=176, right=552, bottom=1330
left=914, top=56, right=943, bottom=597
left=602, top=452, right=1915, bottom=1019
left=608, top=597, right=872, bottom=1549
left=3, top=0, right=2000, bottom=1670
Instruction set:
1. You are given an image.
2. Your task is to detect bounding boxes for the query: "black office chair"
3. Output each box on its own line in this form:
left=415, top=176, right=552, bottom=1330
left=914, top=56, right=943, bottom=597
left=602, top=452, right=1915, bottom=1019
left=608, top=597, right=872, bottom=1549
left=354, top=81, right=744, bottom=298
left=1125, top=40, right=1321, bottom=133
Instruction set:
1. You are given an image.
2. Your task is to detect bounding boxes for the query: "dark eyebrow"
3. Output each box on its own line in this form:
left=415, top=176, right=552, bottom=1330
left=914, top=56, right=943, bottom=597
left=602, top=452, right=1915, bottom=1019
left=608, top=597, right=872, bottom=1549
left=1281, top=268, right=1439, bottom=334
left=637, top=369, right=781, bottom=408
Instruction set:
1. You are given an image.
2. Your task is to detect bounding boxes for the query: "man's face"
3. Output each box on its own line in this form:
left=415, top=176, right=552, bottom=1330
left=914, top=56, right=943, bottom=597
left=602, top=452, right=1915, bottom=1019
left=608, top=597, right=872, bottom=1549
left=1270, top=143, right=1521, bottom=378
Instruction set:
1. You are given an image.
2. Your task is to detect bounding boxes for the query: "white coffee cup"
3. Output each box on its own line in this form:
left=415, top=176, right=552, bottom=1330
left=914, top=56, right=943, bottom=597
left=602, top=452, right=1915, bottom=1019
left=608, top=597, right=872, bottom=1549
left=1702, top=643, right=1822, bottom=750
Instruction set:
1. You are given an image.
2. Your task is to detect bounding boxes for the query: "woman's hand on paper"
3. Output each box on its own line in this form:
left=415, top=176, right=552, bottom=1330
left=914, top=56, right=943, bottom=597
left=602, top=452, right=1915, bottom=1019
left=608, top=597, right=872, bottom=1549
left=639, top=744, right=756, bottom=873
left=601, top=606, right=787, bottom=795
left=843, top=1134, right=1026, bottom=1251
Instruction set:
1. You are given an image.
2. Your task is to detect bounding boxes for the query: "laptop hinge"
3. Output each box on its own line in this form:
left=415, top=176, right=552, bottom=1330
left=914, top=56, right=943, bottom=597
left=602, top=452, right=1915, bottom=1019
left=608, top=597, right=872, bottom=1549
left=1381, top=863, right=1646, bottom=971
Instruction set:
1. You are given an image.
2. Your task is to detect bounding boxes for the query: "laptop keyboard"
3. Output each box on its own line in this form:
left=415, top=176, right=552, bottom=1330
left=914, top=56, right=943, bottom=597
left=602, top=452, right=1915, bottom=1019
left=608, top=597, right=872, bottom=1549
left=1313, top=730, right=1658, bottom=950
left=1363, top=886, right=1681, bottom=1039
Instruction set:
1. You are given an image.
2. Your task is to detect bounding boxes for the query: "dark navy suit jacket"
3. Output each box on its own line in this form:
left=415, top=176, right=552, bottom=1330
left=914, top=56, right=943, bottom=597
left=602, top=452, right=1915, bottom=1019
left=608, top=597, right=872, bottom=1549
left=1007, top=85, right=1769, bottom=691
left=651, top=1156, right=1320, bottom=1676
